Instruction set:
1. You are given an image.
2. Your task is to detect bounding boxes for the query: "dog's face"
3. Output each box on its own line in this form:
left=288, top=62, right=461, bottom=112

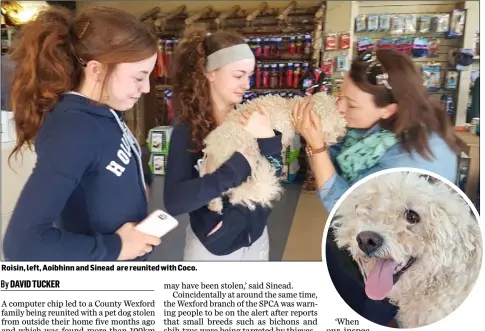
left=331, top=172, right=481, bottom=302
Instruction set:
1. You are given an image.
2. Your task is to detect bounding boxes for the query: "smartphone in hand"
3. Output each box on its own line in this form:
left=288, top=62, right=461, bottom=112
left=135, top=209, right=179, bottom=238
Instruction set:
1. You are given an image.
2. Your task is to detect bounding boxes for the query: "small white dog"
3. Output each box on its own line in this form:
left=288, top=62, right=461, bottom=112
left=330, top=171, right=482, bottom=328
left=201, top=92, right=347, bottom=214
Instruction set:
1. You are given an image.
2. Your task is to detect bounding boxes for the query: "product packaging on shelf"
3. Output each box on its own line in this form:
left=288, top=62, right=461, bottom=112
left=379, top=14, right=391, bottom=31
left=339, top=32, right=351, bottom=50
left=422, top=63, right=442, bottom=92
left=336, top=54, right=349, bottom=72
left=355, top=15, right=367, bottom=32
left=367, top=14, right=379, bottom=32
left=431, top=14, right=450, bottom=33
left=448, top=9, right=465, bottom=38
left=149, top=154, right=168, bottom=176
left=412, top=37, right=429, bottom=58
left=147, top=126, right=173, bottom=154
left=280, top=134, right=301, bottom=184
left=419, top=16, right=431, bottom=33
left=404, top=15, right=417, bottom=34
left=325, top=33, right=337, bottom=51
left=440, top=94, right=455, bottom=119
left=445, top=71, right=458, bottom=90
left=390, top=15, right=404, bottom=34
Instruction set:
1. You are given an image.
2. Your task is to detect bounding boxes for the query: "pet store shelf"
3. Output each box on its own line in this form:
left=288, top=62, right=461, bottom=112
left=352, top=0, right=478, bottom=125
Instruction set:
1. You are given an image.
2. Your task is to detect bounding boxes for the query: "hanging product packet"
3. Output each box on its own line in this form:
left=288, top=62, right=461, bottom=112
left=412, top=37, right=429, bottom=58
left=296, top=35, right=304, bottom=55
left=164, top=89, right=174, bottom=124
left=288, top=35, right=296, bottom=56
left=322, top=58, right=334, bottom=77
left=367, top=14, right=379, bottom=32
left=390, top=15, right=404, bottom=34
left=404, top=15, right=417, bottom=34
left=303, top=34, right=313, bottom=56
left=448, top=9, right=465, bottom=38
left=325, top=33, right=338, bottom=51
left=378, top=37, right=395, bottom=50
left=422, top=64, right=441, bottom=92
left=432, top=14, right=450, bottom=33
left=445, top=71, right=458, bottom=90
left=357, top=37, right=375, bottom=55
left=419, top=16, right=431, bottom=33
left=428, top=39, right=441, bottom=57
left=395, top=37, right=413, bottom=55
left=379, top=14, right=391, bottom=31
left=336, top=53, right=349, bottom=72
left=339, top=32, right=351, bottom=50
left=355, top=14, right=367, bottom=32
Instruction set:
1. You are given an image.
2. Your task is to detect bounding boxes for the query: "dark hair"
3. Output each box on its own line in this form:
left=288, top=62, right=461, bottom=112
left=8, top=5, right=157, bottom=162
left=349, top=49, right=459, bottom=158
left=171, top=28, right=246, bottom=151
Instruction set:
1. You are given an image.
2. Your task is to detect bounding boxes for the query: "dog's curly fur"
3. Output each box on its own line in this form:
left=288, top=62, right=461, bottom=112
left=200, top=92, right=347, bottom=213
left=330, top=171, right=482, bottom=328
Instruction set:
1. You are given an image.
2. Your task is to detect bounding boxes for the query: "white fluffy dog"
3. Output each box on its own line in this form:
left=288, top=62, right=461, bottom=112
left=330, top=171, right=482, bottom=328
left=200, top=92, right=347, bottom=214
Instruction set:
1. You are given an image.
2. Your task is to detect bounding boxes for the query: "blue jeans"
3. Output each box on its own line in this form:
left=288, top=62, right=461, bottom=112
left=326, top=241, right=398, bottom=325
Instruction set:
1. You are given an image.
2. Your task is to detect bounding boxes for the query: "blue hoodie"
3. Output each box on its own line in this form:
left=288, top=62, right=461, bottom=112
left=3, top=93, right=150, bottom=261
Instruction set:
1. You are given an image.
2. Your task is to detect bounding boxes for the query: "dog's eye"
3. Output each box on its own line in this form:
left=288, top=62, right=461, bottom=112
left=405, top=209, right=420, bottom=224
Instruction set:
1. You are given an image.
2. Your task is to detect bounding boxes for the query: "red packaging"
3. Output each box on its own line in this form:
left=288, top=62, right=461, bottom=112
left=278, top=63, right=285, bottom=88
left=292, top=63, right=301, bottom=89
left=339, top=32, right=351, bottom=49
left=254, top=38, right=262, bottom=57
left=154, top=39, right=165, bottom=78
left=163, top=40, right=174, bottom=78
left=289, top=36, right=296, bottom=56
left=263, top=37, right=271, bottom=57
left=325, top=33, right=337, bottom=51
left=322, top=59, right=334, bottom=77
left=262, top=64, right=270, bottom=88
left=295, top=35, right=304, bottom=55
left=286, top=63, right=294, bottom=88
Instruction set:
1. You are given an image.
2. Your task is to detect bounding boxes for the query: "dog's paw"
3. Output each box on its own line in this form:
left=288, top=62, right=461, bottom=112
left=208, top=198, right=224, bottom=215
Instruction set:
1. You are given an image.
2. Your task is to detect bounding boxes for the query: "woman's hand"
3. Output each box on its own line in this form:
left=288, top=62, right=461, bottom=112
left=203, top=154, right=216, bottom=174
left=116, top=222, right=161, bottom=260
left=292, top=98, right=326, bottom=150
left=240, top=105, right=275, bottom=139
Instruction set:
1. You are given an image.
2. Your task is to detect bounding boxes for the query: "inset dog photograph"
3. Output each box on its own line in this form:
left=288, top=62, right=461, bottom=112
left=324, top=169, right=482, bottom=328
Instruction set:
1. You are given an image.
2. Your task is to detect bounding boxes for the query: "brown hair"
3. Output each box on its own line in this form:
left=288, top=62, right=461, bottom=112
left=349, top=49, right=459, bottom=159
left=8, top=5, right=157, bottom=162
left=171, top=28, right=246, bottom=151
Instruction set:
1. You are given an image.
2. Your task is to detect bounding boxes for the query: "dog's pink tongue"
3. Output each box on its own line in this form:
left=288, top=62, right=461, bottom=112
left=365, top=259, right=398, bottom=301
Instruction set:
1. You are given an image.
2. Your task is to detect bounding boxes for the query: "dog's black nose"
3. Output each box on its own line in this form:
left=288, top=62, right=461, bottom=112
left=356, top=231, right=384, bottom=255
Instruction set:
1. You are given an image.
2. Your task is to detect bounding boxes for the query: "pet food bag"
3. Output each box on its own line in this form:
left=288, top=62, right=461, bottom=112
left=280, top=135, right=301, bottom=184
left=284, top=134, right=302, bottom=164
left=280, top=160, right=300, bottom=184
left=147, top=125, right=173, bottom=154
left=149, top=154, right=168, bottom=176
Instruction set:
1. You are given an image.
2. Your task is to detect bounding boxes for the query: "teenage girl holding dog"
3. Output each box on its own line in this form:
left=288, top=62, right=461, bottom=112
left=164, top=29, right=283, bottom=261
left=293, top=50, right=460, bottom=326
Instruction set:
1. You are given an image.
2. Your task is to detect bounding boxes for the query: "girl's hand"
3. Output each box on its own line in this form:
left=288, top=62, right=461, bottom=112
left=116, top=222, right=161, bottom=260
left=240, top=105, right=274, bottom=139
left=292, top=99, right=326, bottom=150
